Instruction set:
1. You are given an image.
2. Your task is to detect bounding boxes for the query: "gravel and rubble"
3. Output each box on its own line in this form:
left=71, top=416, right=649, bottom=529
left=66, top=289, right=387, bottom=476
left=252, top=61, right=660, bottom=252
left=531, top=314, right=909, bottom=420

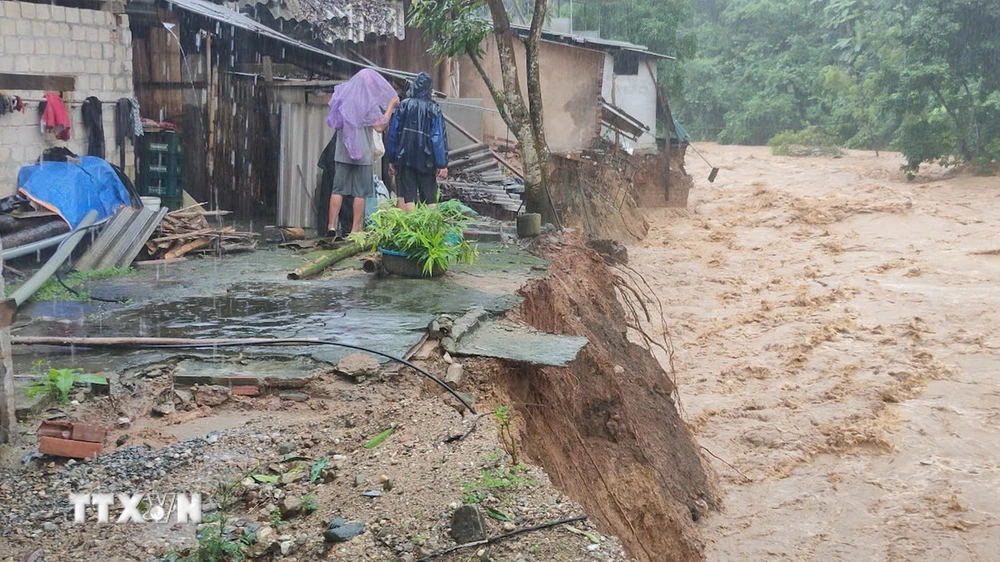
left=0, top=356, right=636, bottom=562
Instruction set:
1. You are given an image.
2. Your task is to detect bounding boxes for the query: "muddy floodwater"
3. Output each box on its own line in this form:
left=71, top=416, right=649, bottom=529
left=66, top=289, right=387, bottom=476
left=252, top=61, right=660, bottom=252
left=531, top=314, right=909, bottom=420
left=636, top=144, right=1000, bottom=560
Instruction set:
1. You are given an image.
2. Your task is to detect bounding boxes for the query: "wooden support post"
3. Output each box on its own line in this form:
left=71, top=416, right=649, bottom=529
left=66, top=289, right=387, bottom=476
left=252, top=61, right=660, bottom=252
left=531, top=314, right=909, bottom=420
left=206, top=32, right=217, bottom=209
left=0, top=236, right=18, bottom=445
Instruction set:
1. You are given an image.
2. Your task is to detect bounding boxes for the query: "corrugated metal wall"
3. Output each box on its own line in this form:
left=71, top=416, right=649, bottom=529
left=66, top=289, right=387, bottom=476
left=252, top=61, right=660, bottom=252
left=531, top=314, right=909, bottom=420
left=277, top=102, right=333, bottom=230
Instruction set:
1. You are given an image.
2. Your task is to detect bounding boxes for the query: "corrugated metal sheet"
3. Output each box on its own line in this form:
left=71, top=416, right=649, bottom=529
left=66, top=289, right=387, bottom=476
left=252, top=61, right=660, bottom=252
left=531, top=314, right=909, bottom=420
left=277, top=102, right=334, bottom=230
left=239, top=0, right=405, bottom=44
left=164, top=0, right=413, bottom=81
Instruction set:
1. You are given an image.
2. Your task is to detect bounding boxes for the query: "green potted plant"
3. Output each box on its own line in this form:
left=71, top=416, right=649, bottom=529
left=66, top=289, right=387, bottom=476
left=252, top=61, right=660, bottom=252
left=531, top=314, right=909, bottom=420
left=351, top=200, right=477, bottom=277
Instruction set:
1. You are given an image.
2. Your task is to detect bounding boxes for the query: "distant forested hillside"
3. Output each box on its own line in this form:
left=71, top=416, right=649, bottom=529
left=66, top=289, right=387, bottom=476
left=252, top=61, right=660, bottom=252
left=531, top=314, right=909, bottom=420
left=577, top=0, right=1000, bottom=173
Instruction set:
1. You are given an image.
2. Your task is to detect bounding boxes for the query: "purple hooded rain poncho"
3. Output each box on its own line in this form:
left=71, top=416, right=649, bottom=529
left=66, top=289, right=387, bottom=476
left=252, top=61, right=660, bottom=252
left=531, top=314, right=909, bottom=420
left=326, top=69, right=399, bottom=161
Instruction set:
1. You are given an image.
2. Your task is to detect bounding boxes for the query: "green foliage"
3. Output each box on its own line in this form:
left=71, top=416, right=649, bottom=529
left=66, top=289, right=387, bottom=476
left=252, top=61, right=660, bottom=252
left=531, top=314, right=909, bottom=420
left=409, top=0, right=491, bottom=61
left=25, top=266, right=135, bottom=302
left=768, top=126, right=842, bottom=156
left=351, top=201, right=477, bottom=276
left=309, top=458, right=329, bottom=483
left=26, top=368, right=107, bottom=404
left=300, top=495, right=319, bottom=513
left=677, top=0, right=1000, bottom=173
left=495, top=405, right=519, bottom=465
left=269, top=507, right=284, bottom=529
left=171, top=476, right=254, bottom=562
left=461, top=463, right=536, bottom=504
left=364, top=426, right=396, bottom=449
left=250, top=473, right=278, bottom=484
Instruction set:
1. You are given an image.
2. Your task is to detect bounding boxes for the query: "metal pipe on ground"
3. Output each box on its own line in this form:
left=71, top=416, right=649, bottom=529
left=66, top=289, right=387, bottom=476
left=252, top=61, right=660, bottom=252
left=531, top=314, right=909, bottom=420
left=0, top=210, right=98, bottom=328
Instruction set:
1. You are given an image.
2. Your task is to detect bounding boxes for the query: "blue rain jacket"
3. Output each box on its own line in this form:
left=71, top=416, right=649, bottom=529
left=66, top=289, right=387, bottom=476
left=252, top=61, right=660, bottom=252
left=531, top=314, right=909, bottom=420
left=386, top=72, right=448, bottom=173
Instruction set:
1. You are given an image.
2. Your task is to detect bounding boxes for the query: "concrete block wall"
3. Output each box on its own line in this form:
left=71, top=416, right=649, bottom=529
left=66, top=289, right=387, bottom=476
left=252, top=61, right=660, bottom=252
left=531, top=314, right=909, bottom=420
left=0, top=0, right=136, bottom=197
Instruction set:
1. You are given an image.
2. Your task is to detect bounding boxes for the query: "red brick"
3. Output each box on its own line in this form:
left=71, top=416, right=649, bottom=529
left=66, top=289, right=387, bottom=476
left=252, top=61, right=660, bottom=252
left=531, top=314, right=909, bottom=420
left=231, top=385, right=260, bottom=396
left=38, top=421, right=73, bottom=439
left=39, top=436, right=102, bottom=460
left=70, top=423, right=107, bottom=444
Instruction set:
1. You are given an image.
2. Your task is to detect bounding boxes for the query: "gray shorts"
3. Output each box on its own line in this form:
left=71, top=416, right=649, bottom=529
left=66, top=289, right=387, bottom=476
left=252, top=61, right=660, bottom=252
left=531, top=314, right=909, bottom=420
left=332, top=163, right=374, bottom=198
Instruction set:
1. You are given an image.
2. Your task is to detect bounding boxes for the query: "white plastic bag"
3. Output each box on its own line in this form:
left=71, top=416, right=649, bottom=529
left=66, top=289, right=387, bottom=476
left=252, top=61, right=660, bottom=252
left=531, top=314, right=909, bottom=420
left=373, top=130, right=386, bottom=160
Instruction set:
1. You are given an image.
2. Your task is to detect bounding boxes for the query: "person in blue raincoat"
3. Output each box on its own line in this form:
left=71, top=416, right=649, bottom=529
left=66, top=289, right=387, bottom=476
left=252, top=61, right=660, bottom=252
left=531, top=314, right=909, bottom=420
left=385, top=72, right=449, bottom=211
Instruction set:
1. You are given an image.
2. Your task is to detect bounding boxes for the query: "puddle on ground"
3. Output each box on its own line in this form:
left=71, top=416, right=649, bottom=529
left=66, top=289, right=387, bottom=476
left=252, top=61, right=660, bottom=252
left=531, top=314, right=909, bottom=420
left=16, top=278, right=522, bottom=369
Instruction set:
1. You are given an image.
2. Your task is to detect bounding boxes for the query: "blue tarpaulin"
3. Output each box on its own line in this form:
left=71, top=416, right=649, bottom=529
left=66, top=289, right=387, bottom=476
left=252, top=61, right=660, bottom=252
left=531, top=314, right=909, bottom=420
left=17, top=157, right=131, bottom=229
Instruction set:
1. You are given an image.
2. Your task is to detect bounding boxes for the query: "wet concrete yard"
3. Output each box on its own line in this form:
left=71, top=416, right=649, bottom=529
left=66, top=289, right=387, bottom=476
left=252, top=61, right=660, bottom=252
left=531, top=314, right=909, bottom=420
left=13, top=243, right=548, bottom=372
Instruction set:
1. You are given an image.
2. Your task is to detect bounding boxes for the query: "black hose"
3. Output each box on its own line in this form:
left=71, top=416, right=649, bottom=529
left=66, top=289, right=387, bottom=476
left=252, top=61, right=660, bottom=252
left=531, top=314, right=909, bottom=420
left=49, top=338, right=478, bottom=415
left=49, top=219, right=128, bottom=304
left=54, top=268, right=127, bottom=304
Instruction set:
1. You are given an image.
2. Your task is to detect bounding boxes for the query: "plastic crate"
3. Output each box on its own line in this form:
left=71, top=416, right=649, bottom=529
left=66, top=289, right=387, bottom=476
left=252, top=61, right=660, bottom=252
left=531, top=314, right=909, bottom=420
left=139, top=132, right=183, bottom=211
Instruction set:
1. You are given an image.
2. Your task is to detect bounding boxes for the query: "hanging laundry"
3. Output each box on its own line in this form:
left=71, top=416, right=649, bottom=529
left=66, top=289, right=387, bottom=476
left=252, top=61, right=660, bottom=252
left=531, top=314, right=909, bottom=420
left=81, top=97, right=105, bottom=159
left=40, top=93, right=71, bottom=141
left=114, top=98, right=143, bottom=148
left=0, top=94, right=24, bottom=117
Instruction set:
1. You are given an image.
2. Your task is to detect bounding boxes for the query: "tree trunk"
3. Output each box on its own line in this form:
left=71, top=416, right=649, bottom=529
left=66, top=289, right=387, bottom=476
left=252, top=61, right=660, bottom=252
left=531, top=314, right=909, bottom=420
left=479, top=0, right=555, bottom=222
left=0, top=236, right=17, bottom=445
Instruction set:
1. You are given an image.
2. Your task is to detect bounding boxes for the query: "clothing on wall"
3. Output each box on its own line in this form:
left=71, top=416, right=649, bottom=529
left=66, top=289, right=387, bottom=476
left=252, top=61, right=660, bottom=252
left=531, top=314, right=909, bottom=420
left=0, top=94, right=25, bottom=117
left=40, top=93, right=71, bottom=141
left=114, top=98, right=143, bottom=149
left=82, top=97, right=105, bottom=159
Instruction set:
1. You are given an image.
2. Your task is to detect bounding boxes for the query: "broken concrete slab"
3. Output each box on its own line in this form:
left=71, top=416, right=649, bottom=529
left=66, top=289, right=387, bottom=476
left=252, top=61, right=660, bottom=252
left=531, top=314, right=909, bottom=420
left=335, top=354, right=380, bottom=379
left=453, top=319, right=589, bottom=367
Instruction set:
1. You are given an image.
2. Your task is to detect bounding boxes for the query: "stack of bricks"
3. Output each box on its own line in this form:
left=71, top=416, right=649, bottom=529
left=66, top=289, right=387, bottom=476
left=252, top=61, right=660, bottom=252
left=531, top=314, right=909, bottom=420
left=0, top=0, right=137, bottom=196
left=37, top=420, right=107, bottom=460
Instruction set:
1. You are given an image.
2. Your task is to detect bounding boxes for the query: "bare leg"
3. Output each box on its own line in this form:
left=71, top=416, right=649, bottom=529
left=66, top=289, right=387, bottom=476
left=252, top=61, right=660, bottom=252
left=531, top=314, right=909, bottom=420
left=350, top=197, right=367, bottom=234
left=396, top=197, right=407, bottom=210
left=328, top=194, right=343, bottom=234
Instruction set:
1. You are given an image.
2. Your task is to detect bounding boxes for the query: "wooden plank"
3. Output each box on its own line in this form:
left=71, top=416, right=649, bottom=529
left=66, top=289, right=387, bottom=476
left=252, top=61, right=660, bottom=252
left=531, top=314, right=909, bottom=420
left=0, top=73, right=76, bottom=92
left=441, top=113, right=523, bottom=179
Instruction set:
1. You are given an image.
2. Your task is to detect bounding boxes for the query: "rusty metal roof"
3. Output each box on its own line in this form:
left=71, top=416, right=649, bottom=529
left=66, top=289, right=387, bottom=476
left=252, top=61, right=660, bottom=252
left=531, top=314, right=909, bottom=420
left=238, top=0, right=405, bottom=44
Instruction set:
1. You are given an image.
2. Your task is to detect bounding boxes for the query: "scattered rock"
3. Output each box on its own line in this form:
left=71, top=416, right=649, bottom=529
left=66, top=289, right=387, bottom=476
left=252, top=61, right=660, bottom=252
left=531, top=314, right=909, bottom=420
left=116, top=434, right=129, bottom=447
left=398, top=554, right=416, bottom=562
left=173, top=388, right=194, bottom=405
left=354, top=473, right=365, bottom=487
left=445, top=391, right=477, bottom=416
left=450, top=505, right=487, bottom=543
left=324, top=520, right=366, bottom=543
left=281, top=470, right=304, bottom=485
left=279, top=392, right=310, bottom=402
left=280, top=541, right=293, bottom=555
left=613, top=365, right=625, bottom=375
left=443, top=352, right=454, bottom=365
left=279, top=497, right=302, bottom=519
left=116, top=417, right=131, bottom=428
left=193, top=385, right=231, bottom=407
left=587, top=239, right=629, bottom=265
left=362, top=490, right=382, bottom=498
left=445, top=363, right=465, bottom=389
left=43, top=522, right=58, bottom=532
left=257, top=526, right=276, bottom=543
left=502, top=522, right=516, bottom=532
left=151, top=404, right=174, bottom=417
left=277, top=441, right=296, bottom=455
left=335, top=354, right=380, bottom=379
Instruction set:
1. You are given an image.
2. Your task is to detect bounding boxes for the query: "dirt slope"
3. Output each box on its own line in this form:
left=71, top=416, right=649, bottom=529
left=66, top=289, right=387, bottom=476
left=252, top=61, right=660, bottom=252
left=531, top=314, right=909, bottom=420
left=634, top=144, right=1000, bottom=560
left=486, top=235, right=717, bottom=562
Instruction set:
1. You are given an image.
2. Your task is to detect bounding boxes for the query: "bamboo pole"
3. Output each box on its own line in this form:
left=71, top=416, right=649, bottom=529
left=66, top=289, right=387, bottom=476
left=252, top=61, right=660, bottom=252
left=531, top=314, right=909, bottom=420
left=0, top=234, right=15, bottom=444
left=13, top=336, right=315, bottom=348
left=287, top=243, right=363, bottom=280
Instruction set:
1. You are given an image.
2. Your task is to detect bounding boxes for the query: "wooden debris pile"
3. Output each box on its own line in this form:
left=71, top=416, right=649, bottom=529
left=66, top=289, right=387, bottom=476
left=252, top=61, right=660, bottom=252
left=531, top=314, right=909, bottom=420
left=144, top=204, right=258, bottom=260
